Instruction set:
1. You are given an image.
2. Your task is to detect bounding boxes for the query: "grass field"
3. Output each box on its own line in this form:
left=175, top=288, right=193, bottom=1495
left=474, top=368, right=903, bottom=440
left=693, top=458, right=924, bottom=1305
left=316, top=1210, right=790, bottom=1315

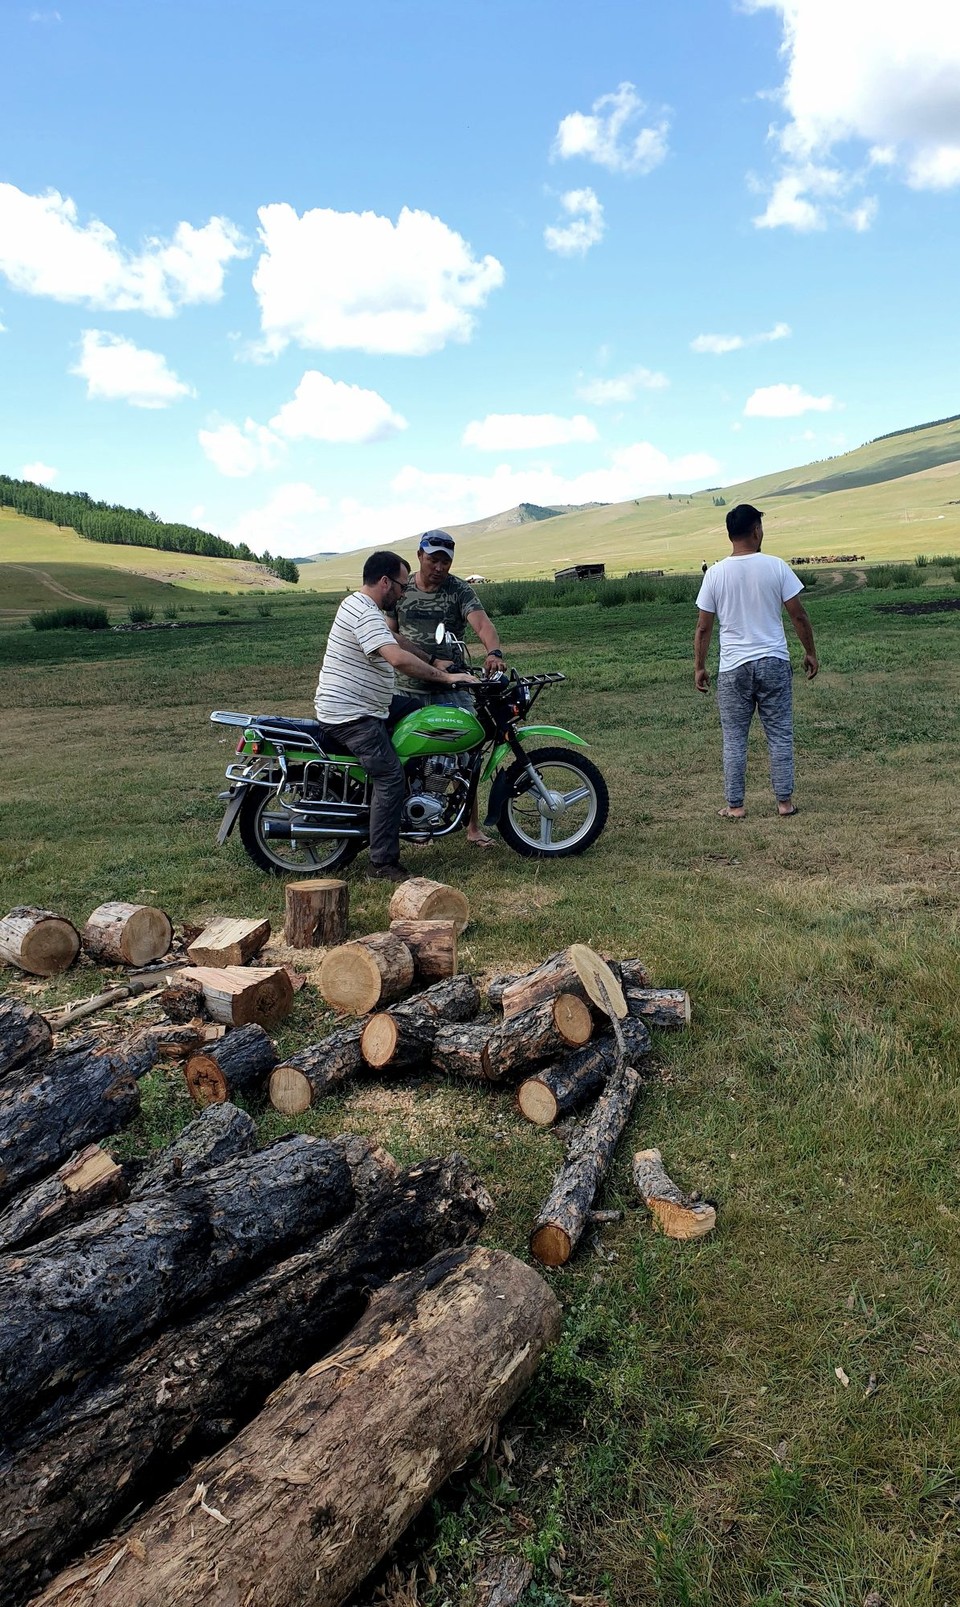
left=2, top=574, right=960, bottom=1604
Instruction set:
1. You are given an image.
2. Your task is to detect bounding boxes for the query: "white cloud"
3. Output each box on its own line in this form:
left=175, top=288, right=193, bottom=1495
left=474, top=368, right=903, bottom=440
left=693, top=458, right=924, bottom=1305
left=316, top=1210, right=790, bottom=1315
left=463, top=413, right=598, bottom=451
left=0, top=184, right=246, bottom=314
left=553, top=82, right=669, bottom=175
left=691, top=322, right=791, bottom=355
left=269, top=371, right=407, bottom=444
left=20, top=460, right=57, bottom=484
left=744, top=383, right=838, bottom=418
left=544, top=189, right=605, bottom=256
left=252, top=203, right=504, bottom=357
left=576, top=366, right=669, bottom=402
left=199, top=420, right=283, bottom=478
left=223, top=482, right=331, bottom=554
left=71, top=330, right=194, bottom=408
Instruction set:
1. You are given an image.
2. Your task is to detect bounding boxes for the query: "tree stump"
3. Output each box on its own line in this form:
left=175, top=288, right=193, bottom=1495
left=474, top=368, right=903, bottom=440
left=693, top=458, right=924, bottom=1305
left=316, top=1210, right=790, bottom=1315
left=388, top=918, right=457, bottom=980
left=388, top=876, right=470, bottom=932
left=0, top=1145, right=125, bottom=1255
left=0, top=907, right=80, bottom=977
left=530, top=1062, right=643, bottom=1267
left=482, top=993, right=593, bottom=1081
left=500, top=944, right=625, bottom=1021
left=283, top=879, right=349, bottom=948
left=431, top=1020, right=493, bottom=1080
left=185, top=965, right=294, bottom=1028
left=268, top=1025, right=364, bottom=1114
left=186, top=917, right=270, bottom=968
left=318, top=932, right=415, bottom=1015
left=183, top=1024, right=276, bottom=1107
left=623, top=986, right=691, bottom=1029
left=0, top=996, right=52, bottom=1079
left=82, top=903, right=173, bottom=968
left=360, top=975, right=481, bottom=1071
left=632, top=1149, right=716, bottom=1240
left=517, top=1018, right=652, bottom=1126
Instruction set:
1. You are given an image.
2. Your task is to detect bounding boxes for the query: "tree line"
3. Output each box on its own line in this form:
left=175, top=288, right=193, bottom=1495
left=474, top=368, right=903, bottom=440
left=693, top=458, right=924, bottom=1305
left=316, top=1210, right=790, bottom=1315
left=0, top=475, right=299, bottom=585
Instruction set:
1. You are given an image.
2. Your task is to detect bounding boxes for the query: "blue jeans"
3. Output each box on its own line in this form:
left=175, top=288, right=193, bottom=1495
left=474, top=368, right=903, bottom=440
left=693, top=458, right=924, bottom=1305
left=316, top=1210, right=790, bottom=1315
left=716, top=656, right=794, bottom=808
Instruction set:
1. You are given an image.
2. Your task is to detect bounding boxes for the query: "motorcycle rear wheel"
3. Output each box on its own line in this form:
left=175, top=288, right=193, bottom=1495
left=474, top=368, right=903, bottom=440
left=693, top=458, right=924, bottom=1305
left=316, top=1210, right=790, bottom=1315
left=237, top=788, right=362, bottom=876
left=497, top=745, right=609, bottom=858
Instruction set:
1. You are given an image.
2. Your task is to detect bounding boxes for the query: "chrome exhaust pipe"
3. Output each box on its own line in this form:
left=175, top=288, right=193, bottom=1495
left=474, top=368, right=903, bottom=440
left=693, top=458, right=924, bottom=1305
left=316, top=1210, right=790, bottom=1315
left=262, top=820, right=368, bottom=840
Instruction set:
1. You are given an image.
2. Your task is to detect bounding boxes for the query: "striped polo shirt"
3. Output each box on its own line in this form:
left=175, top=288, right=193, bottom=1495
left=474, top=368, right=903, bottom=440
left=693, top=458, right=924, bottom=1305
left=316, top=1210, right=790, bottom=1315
left=314, top=592, right=397, bottom=724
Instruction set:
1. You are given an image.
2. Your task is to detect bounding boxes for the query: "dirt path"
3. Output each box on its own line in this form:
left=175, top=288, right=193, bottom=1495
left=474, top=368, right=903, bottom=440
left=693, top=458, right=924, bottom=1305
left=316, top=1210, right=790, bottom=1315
left=5, top=564, right=101, bottom=604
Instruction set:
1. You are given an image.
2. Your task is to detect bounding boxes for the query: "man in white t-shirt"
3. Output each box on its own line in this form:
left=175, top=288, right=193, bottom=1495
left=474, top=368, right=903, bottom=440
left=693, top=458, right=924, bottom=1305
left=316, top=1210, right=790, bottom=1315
left=315, top=550, right=478, bottom=880
left=694, top=504, right=818, bottom=819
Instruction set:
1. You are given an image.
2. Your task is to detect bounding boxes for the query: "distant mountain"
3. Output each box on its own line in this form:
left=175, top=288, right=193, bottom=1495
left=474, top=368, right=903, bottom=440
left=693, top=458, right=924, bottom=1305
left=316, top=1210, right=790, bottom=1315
left=303, top=501, right=605, bottom=564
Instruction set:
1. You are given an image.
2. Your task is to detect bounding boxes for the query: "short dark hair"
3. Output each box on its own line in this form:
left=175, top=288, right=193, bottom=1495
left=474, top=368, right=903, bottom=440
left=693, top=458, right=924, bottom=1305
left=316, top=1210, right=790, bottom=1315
left=362, top=550, right=409, bottom=586
left=725, top=503, right=764, bottom=541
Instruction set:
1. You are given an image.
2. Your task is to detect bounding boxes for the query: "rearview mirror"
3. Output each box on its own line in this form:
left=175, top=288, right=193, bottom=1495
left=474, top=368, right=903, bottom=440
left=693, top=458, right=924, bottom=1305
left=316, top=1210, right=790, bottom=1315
left=434, top=623, right=446, bottom=645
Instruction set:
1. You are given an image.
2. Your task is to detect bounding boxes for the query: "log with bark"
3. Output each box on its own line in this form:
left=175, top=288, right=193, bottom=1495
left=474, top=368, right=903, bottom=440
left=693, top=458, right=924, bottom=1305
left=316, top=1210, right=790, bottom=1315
left=0, top=1135, right=353, bottom=1442
left=430, top=1020, right=493, bottom=1081
left=29, top=1244, right=559, bottom=1607
left=632, top=1148, right=716, bottom=1240
left=182, top=1024, right=276, bottom=1107
left=530, top=1062, right=643, bottom=1267
left=388, top=916, right=457, bottom=980
left=130, top=1103, right=257, bottom=1197
left=0, top=1145, right=125, bottom=1255
left=360, top=975, right=481, bottom=1071
left=82, top=903, right=173, bottom=969
left=0, top=1153, right=490, bottom=1607
left=516, top=1017, right=652, bottom=1126
left=158, top=974, right=206, bottom=1024
left=0, top=995, right=52, bottom=1078
left=486, top=972, right=521, bottom=1009
left=0, top=1034, right=153, bottom=1207
left=147, top=1021, right=224, bottom=1060
left=500, top=944, right=625, bottom=1022
left=184, top=965, right=294, bottom=1028
left=185, top=917, right=270, bottom=969
left=389, top=875, right=470, bottom=932
left=268, top=1024, right=364, bottom=1114
left=481, top=993, right=593, bottom=1081
left=623, top=986, right=691, bottom=1029
left=318, top=931, right=415, bottom=1014
left=611, top=957, right=652, bottom=989
left=0, top=907, right=80, bottom=977
left=283, top=878, right=349, bottom=948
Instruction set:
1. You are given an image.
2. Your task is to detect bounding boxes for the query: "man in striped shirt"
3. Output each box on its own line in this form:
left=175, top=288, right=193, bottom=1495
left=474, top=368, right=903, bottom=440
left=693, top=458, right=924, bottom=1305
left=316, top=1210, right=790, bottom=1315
left=315, top=550, right=478, bottom=881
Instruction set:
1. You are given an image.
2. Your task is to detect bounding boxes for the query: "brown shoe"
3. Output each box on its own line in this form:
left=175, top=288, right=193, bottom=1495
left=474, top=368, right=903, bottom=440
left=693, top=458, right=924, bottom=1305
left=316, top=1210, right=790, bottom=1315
left=366, top=862, right=411, bottom=883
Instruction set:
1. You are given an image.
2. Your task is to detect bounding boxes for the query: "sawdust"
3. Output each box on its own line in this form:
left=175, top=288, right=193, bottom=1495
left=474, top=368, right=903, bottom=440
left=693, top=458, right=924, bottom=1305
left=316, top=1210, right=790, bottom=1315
left=345, top=1086, right=417, bottom=1117
left=261, top=937, right=328, bottom=987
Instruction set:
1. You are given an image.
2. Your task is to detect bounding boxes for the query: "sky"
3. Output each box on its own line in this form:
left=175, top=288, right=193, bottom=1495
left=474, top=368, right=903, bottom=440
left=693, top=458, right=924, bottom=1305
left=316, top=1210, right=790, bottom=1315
left=1, top=0, right=959, bottom=559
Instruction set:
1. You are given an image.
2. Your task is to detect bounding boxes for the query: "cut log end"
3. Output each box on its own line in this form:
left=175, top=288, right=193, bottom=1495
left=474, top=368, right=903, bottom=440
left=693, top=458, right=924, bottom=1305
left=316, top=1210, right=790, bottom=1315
left=515, top=1077, right=558, bottom=1127
left=360, top=1013, right=400, bottom=1069
left=0, top=909, right=81, bottom=977
left=529, top=1223, right=572, bottom=1268
left=319, top=934, right=415, bottom=1015
left=388, top=877, right=470, bottom=933
left=83, top=903, right=173, bottom=969
left=184, top=1054, right=229, bottom=1107
left=268, top=1064, right=313, bottom=1116
left=553, top=992, right=593, bottom=1046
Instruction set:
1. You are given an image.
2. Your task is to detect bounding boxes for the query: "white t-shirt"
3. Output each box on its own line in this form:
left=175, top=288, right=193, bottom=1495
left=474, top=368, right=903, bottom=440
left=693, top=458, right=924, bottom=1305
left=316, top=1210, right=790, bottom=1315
left=315, top=592, right=397, bottom=724
left=696, top=554, right=803, bottom=673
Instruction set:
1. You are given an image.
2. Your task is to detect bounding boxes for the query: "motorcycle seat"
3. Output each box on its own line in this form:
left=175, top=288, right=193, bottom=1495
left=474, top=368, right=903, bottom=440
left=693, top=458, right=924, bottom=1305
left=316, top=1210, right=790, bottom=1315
left=250, top=714, right=356, bottom=758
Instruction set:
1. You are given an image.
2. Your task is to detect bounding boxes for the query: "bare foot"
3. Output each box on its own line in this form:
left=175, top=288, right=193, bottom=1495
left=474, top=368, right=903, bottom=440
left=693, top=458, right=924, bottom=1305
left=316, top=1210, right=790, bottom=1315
left=717, top=806, right=746, bottom=819
left=467, top=830, right=497, bottom=848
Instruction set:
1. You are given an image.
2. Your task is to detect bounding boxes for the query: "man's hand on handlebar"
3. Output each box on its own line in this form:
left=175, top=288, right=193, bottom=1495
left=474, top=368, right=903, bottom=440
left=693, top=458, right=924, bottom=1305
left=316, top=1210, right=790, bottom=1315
left=446, top=671, right=480, bottom=688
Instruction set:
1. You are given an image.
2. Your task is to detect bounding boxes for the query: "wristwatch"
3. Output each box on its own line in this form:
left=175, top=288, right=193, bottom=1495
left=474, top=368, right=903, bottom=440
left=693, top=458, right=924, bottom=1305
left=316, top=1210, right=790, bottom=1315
left=489, top=649, right=504, bottom=659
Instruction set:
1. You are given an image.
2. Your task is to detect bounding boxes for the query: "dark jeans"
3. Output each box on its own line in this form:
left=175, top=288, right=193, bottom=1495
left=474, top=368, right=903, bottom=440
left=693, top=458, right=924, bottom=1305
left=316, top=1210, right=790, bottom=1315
left=333, top=714, right=405, bottom=867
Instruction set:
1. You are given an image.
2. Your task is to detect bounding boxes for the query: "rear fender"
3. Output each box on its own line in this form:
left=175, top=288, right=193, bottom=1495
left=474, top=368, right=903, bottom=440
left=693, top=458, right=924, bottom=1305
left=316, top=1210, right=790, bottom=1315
left=216, top=788, right=246, bottom=845
left=479, top=724, right=589, bottom=784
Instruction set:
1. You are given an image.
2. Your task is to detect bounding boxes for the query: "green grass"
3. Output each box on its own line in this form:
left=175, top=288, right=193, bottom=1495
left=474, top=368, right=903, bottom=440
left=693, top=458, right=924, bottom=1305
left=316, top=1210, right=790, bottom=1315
left=2, top=585, right=960, bottom=1604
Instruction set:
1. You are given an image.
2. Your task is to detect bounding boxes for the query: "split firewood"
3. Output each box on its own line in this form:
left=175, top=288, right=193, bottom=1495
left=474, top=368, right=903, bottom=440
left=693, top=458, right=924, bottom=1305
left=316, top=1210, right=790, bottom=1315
left=388, top=875, right=470, bottom=932
left=0, top=1153, right=490, bottom=1607
left=158, top=974, right=206, bottom=1023
left=268, top=1024, right=364, bottom=1114
left=45, top=972, right=184, bottom=1033
left=283, top=878, right=349, bottom=948
left=431, top=1020, right=493, bottom=1080
left=30, top=1245, right=560, bottom=1607
left=318, top=932, right=415, bottom=1014
left=361, top=975, right=481, bottom=1071
left=500, top=944, right=626, bottom=1022
left=146, top=1020, right=224, bottom=1060
left=0, top=1146, right=126, bottom=1256
left=516, top=1018, right=652, bottom=1126
left=183, top=1023, right=277, bottom=1107
left=481, top=993, right=593, bottom=1081
left=623, top=986, right=691, bottom=1029
left=632, top=1149, right=716, bottom=1240
left=0, top=995, right=52, bottom=1078
left=530, top=1062, right=643, bottom=1267
left=0, top=1135, right=354, bottom=1445
left=130, top=1103, right=257, bottom=1198
left=82, top=903, right=174, bottom=969
left=388, top=917, right=458, bottom=980
left=185, top=964, right=294, bottom=1028
left=185, top=917, right=270, bottom=969
left=0, top=907, right=80, bottom=977
left=0, top=1034, right=154, bottom=1208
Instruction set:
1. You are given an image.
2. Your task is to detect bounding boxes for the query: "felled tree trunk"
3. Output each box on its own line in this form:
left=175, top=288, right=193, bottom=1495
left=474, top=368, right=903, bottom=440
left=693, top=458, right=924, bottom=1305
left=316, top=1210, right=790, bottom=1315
left=500, top=945, right=625, bottom=1021
left=481, top=993, right=593, bottom=1081
left=530, top=1063, right=643, bottom=1267
left=183, top=1024, right=276, bottom=1107
left=0, top=1034, right=153, bottom=1207
left=623, top=986, right=691, bottom=1029
left=82, top=903, right=173, bottom=969
left=186, top=918, right=270, bottom=968
left=632, top=1149, right=716, bottom=1240
left=0, top=996, right=52, bottom=1079
left=318, top=932, right=415, bottom=1014
left=389, top=876, right=470, bottom=931
left=130, top=1103, right=257, bottom=1197
left=0, top=1135, right=353, bottom=1442
left=0, top=1155, right=490, bottom=1607
left=388, top=917, right=457, bottom=980
left=360, top=975, right=481, bottom=1071
left=30, top=1246, right=560, bottom=1607
left=0, top=908, right=80, bottom=977
left=517, top=1018, right=652, bottom=1126
left=185, top=965, right=293, bottom=1028
left=283, top=879, right=349, bottom=948
left=431, top=1020, right=492, bottom=1080
left=268, top=1025, right=363, bottom=1114
left=0, top=1146, right=125, bottom=1255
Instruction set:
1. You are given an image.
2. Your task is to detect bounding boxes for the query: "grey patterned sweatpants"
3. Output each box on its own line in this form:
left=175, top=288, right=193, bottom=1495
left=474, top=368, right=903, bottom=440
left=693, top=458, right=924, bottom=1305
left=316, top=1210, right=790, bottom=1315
left=716, top=656, right=794, bottom=808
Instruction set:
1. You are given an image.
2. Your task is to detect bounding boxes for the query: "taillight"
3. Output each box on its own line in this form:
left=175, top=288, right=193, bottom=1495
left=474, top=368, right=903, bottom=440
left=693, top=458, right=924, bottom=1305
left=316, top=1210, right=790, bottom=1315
left=235, top=736, right=245, bottom=754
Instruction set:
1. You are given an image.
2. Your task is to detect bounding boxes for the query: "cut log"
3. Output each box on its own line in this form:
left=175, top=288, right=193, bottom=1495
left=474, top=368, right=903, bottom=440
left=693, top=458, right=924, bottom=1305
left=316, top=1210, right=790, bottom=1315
left=0, top=1135, right=353, bottom=1443
left=0, top=907, right=80, bottom=977
left=486, top=972, right=521, bottom=1009
left=186, top=965, right=294, bottom=1028
left=501, top=944, right=626, bottom=1021
left=530, top=1062, right=643, bottom=1267
left=158, top=974, right=206, bottom=1023
left=130, top=1103, right=257, bottom=1197
left=517, top=1018, right=652, bottom=1126
left=0, top=1153, right=490, bottom=1607
left=632, top=1148, right=716, bottom=1240
left=29, top=1244, right=559, bottom=1607
left=388, top=917, right=457, bottom=980
left=0, top=1145, right=125, bottom=1255
left=431, top=1020, right=492, bottom=1080
left=0, top=995, right=52, bottom=1078
left=361, top=975, right=481, bottom=1071
left=318, top=932, right=415, bottom=1015
left=82, top=903, right=173, bottom=969
left=612, top=957, right=652, bottom=989
left=186, top=917, right=270, bottom=969
left=623, top=986, right=691, bottom=1029
left=388, top=875, right=470, bottom=932
left=0, top=1034, right=153, bottom=1207
left=147, top=1021, right=224, bottom=1060
left=283, top=878, right=349, bottom=948
left=481, top=993, right=593, bottom=1082
left=268, top=1024, right=364, bottom=1114
left=183, top=1023, right=276, bottom=1107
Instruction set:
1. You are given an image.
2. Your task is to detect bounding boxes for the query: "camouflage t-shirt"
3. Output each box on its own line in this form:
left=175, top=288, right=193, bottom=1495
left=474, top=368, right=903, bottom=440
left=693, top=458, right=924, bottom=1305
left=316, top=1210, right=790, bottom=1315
left=393, top=573, right=483, bottom=692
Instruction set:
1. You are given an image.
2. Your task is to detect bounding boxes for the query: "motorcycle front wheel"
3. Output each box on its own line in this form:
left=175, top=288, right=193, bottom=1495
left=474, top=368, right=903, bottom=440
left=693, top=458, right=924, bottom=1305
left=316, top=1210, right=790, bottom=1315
left=497, top=745, right=609, bottom=858
left=237, top=787, right=362, bottom=876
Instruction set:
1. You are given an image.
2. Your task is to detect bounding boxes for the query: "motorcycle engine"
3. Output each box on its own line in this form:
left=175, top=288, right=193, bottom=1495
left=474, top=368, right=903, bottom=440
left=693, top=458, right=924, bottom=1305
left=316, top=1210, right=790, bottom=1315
left=402, top=755, right=468, bottom=830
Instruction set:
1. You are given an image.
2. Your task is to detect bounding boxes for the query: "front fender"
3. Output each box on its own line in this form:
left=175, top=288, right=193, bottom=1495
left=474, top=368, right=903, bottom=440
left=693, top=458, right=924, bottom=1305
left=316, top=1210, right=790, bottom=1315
left=480, top=725, right=589, bottom=784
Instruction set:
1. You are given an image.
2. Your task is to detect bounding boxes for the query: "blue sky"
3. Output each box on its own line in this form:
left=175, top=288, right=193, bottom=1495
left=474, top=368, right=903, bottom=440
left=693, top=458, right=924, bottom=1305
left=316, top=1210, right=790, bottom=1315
left=2, top=0, right=959, bottom=557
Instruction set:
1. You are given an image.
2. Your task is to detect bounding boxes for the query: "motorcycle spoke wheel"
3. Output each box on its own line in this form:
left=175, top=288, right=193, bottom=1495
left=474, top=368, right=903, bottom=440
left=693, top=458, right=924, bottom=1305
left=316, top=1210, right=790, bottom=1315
left=238, top=788, right=361, bottom=876
left=498, top=747, right=609, bottom=859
